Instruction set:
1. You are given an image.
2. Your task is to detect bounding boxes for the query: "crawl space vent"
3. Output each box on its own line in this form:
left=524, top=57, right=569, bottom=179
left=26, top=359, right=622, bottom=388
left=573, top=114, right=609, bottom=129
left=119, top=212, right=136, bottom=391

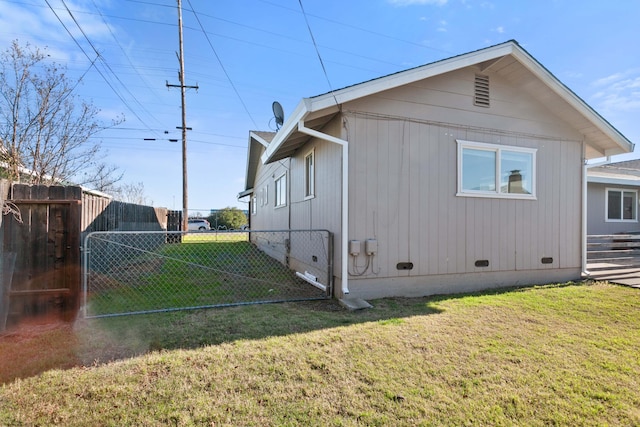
left=474, top=74, right=490, bottom=107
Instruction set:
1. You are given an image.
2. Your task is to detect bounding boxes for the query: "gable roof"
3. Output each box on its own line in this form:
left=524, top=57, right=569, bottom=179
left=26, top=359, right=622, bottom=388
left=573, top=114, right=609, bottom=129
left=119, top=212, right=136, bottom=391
left=261, top=40, right=633, bottom=164
left=588, top=159, right=640, bottom=186
left=239, top=131, right=276, bottom=196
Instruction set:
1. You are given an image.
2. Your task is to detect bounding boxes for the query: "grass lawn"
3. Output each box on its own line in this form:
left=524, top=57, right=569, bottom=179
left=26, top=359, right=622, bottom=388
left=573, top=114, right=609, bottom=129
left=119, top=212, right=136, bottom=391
left=1, top=281, right=639, bottom=426
left=87, top=233, right=324, bottom=317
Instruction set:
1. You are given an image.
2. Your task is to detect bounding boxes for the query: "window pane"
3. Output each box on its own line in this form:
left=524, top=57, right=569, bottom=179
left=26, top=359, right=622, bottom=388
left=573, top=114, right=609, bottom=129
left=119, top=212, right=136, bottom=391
left=275, top=175, right=286, bottom=207
left=501, top=151, right=533, bottom=194
left=305, top=153, right=314, bottom=197
left=608, top=191, right=621, bottom=220
left=462, top=148, right=496, bottom=191
left=623, top=191, right=636, bottom=220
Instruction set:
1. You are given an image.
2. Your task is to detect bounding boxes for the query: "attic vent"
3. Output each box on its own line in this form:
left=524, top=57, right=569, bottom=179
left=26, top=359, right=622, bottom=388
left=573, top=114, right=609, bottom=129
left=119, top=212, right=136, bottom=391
left=474, top=74, right=490, bottom=108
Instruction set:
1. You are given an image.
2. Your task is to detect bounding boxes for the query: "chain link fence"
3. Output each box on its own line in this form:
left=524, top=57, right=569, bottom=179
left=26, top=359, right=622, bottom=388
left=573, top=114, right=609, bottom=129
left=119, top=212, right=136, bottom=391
left=82, top=229, right=332, bottom=318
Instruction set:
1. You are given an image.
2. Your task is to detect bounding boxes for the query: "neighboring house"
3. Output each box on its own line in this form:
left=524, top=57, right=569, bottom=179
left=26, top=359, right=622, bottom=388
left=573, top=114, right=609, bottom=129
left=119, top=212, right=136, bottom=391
left=587, top=159, right=640, bottom=235
left=240, top=40, right=634, bottom=300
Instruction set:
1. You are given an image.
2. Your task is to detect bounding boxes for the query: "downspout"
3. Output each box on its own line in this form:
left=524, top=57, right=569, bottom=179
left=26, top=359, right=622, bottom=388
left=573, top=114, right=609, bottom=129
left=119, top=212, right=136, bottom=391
left=582, top=152, right=612, bottom=276
left=297, top=120, right=350, bottom=295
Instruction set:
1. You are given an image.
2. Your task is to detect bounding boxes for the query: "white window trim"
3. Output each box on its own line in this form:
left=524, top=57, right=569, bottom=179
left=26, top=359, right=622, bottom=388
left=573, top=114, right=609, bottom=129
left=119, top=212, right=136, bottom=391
left=304, top=148, right=315, bottom=200
left=605, top=187, right=638, bottom=223
left=274, top=172, right=287, bottom=208
left=456, top=139, right=537, bottom=200
left=251, top=195, right=257, bottom=215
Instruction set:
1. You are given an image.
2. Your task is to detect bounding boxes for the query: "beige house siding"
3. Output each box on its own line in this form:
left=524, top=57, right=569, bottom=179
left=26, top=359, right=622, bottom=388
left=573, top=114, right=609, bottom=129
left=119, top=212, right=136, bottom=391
left=244, top=42, right=634, bottom=299
left=289, top=118, right=343, bottom=233
left=340, top=66, right=584, bottom=297
left=248, top=121, right=344, bottom=287
left=289, top=118, right=344, bottom=284
left=249, top=149, right=290, bottom=231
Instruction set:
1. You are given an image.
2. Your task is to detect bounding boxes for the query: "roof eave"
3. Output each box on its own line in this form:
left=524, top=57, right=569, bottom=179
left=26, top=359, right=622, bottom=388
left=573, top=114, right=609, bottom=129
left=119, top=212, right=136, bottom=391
left=587, top=175, right=640, bottom=186
left=262, top=99, right=311, bottom=164
left=508, top=47, right=634, bottom=157
left=262, top=40, right=634, bottom=163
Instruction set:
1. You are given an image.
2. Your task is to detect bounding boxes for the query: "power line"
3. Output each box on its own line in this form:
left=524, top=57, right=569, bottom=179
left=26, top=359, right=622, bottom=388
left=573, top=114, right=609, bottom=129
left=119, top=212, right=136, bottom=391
left=58, top=0, right=162, bottom=134
left=90, top=0, right=166, bottom=127
left=257, top=0, right=454, bottom=57
left=297, top=0, right=337, bottom=105
left=185, top=0, right=258, bottom=129
left=44, top=0, right=155, bottom=133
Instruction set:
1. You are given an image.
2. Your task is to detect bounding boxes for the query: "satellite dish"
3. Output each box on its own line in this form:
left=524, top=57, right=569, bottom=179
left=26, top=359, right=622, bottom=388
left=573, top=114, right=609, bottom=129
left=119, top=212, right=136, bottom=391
left=272, top=101, right=284, bottom=130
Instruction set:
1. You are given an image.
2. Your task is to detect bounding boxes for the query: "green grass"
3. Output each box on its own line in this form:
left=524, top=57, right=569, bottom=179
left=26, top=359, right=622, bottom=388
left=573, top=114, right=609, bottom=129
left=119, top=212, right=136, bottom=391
left=182, top=231, right=249, bottom=243
left=1, top=282, right=640, bottom=426
left=88, top=238, right=319, bottom=316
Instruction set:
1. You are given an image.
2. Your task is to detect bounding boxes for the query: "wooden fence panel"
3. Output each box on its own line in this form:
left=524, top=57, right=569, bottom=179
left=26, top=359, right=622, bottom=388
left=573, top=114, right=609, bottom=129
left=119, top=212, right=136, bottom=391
left=1, top=182, right=176, bottom=329
left=1, top=184, right=81, bottom=328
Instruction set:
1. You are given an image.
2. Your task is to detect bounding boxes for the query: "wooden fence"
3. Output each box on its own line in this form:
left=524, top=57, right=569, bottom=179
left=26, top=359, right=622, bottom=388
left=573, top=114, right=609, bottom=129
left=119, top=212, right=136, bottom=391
left=0, top=180, right=178, bottom=330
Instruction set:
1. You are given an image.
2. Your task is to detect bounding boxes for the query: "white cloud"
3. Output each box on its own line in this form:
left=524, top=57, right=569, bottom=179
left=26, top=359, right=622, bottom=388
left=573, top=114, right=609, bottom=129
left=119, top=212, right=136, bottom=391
left=493, top=26, right=505, bottom=34
left=592, top=72, right=626, bottom=88
left=437, top=19, right=448, bottom=32
left=0, top=0, right=113, bottom=54
left=591, top=69, right=640, bottom=113
left=388, top=0, right=448, bottom=6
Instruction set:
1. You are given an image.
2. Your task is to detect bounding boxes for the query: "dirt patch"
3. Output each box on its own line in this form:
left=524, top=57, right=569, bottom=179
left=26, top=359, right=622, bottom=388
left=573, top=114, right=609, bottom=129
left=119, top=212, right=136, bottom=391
left=0, top=314, right=80, bottom=384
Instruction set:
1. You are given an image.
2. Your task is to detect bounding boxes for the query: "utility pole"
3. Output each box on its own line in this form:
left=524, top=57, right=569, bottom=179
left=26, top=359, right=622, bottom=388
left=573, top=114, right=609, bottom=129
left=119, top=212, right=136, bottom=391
left=166, top=0, right=198, bottom=231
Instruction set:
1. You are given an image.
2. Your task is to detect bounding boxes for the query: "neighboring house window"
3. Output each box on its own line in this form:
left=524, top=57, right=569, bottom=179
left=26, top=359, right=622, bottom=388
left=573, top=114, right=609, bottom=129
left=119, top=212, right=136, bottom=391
left=251, top=195, right=257, bottom=214
left=606, top=188, right=637, bottom=222
left=304, top=149, right=315, bottom=199
left=457, top=140, right=536, bottom=199
left=275, top=173, right=287, bottom=208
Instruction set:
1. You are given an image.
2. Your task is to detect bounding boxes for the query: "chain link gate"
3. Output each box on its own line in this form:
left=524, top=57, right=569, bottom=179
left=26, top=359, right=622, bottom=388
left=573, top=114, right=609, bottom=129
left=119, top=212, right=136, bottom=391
left=82, top=229, right=332, bottom=318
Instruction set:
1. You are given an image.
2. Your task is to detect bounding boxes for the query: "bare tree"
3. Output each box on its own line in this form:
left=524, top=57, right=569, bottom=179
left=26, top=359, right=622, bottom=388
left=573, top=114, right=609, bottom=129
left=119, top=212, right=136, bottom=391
left=0, top=40, right=123, bottom=186
left=113, top=181, right=152, bottom=205
left=77, top=160, right=124, bottom=194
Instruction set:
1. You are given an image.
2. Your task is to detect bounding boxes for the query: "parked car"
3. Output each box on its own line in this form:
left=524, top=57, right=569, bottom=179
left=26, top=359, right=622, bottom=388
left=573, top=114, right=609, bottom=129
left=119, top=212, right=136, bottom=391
left=188, top=218, right=210, bottom=230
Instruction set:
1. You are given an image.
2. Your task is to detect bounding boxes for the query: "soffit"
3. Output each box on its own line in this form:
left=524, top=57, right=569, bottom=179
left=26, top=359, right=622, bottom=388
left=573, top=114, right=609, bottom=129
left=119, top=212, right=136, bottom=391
left=483, top=54, right=629, bottom=159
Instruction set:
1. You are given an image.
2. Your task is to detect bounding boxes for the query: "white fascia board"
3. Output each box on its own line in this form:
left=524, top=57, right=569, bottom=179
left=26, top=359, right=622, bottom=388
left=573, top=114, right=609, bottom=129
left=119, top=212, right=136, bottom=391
left=249, top=131, right=271, bottom=148
left=308, top=43, right=517, bottom=113
left=262, top=100, right=310, bottom=164
left=587, top=175, right=640, bottom=186
left=261, top=43, right=515, bottom=164
left=510, top=48, right=634, bottom=156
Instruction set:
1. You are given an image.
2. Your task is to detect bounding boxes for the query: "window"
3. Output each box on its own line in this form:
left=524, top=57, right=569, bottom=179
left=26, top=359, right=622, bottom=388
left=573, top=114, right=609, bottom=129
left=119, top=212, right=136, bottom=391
left=275, top=173, right=287, bottom=208
left=606, top=188, right=637, bottom=222
left=457, top=140, right=536, bottom=199
left=304, top=150, right=315, bottom=199
left=251, top=195, right=257, bottom=215
left=261, top=185, right=268, bottom=206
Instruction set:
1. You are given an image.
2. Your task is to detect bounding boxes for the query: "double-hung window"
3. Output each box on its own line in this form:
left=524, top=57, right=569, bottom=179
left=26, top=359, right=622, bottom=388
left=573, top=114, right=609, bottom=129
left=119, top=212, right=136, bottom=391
left=606, top=188, right=637, bottom=222
left=275, top=173, right=287, bottom=208
left=304, top=150, right=315, bottom=199
left=457, top=140, right=536, bottom=199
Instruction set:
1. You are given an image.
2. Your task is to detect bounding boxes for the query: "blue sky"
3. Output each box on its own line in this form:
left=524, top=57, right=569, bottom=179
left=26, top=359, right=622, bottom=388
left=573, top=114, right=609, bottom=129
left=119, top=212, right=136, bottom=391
left=1, top=0, right=639, bottom=215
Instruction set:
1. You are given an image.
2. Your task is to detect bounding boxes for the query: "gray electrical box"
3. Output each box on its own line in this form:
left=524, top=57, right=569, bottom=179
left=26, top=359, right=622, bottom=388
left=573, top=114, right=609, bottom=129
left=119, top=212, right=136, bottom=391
left=365, top=239, right=378, bottom=255
left=349, top=240, right=361, bottom=256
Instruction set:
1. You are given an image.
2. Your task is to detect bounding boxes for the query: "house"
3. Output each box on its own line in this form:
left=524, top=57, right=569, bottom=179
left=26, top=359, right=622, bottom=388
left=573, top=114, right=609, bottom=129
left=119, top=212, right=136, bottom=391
left=240, top=40, right=634, bottom=300
left=587, top=159, right=640, bottom=235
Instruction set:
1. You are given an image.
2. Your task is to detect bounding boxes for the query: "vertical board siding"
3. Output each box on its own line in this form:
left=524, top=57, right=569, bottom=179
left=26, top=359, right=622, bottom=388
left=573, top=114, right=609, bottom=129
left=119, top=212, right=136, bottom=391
left=346, top=113, right=583, bottom=283
left=249, top=157, right=290, bottom=231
